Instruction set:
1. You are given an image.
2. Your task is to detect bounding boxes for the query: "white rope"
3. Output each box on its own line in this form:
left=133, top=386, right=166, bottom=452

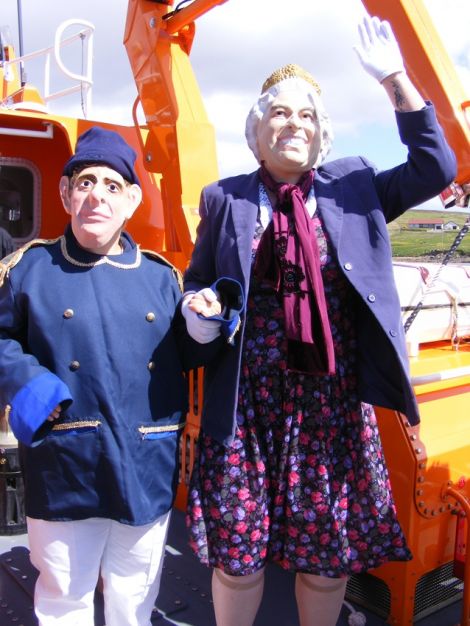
left=343, top=599, right=367, bottom=625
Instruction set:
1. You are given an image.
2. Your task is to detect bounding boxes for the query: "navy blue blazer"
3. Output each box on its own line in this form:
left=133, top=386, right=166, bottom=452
left=184, top=105, right=457, bottom=446
left=0, top=227, right=220, bottom=524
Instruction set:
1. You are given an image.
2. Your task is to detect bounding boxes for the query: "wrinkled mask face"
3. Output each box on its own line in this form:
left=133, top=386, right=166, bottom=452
left=256, top=90, right=321, bottom=182
left=60, top=165, right=141, bottom=255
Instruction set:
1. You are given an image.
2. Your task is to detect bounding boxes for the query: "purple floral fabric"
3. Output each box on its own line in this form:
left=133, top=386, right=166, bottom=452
left=187, top=211, right=412, bottom=577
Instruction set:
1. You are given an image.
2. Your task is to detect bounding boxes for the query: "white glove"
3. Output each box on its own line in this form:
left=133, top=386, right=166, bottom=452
left=181, top=289, right=222, bottom=344
left=354, top=15, right=405, bottom=83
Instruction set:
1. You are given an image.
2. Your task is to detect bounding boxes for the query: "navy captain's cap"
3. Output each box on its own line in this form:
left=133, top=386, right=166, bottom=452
left=62, top=126, right=140, bottom=186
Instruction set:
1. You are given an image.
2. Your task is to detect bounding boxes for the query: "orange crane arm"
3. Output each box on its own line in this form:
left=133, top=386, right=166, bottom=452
left=123, top=0, right=227, bottom=268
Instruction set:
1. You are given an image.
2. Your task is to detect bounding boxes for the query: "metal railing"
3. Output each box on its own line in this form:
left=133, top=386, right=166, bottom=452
left=411, top=365, right=470, bottom=386
left=2, top=19, right=94, bottom=117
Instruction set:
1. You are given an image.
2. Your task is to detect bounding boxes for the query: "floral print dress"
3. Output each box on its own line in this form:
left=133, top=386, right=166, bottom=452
left=187, top=187, right=412, bottom=578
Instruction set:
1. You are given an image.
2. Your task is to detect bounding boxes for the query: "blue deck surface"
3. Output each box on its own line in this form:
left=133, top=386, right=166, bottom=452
left=0, top=508, right=463, bottom=625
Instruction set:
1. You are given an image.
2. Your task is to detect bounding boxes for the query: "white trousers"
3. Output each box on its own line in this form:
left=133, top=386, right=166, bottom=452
left=27, top=511, right=171, bottom=626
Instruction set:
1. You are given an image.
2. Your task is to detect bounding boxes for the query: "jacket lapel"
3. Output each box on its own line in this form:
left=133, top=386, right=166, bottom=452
left=314, top=169, right=344, bottom=254
left=229, top=171, right=260, bottom=288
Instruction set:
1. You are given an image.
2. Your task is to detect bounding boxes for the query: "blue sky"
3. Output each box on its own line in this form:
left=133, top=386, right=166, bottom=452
left=2, top=0, right=469, bottom=208
left=187, top=0, right=469, bottom=198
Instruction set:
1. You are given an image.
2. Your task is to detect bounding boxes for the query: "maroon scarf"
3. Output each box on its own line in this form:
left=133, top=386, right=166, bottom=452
left=254, top=164, right=335, bottom=375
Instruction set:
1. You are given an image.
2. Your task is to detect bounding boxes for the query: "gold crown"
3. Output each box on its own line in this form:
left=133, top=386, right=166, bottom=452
left=261, top=64, right=321, bottom=95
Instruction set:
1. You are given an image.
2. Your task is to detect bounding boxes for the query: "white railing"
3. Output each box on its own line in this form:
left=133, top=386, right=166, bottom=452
left=411, top=365, right=470, bottom=386
left=2, top=19, right=94, bottom=117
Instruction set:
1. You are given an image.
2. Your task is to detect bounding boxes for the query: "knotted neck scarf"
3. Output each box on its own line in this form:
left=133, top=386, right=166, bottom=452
left=254, top=164, right=335, bottom=375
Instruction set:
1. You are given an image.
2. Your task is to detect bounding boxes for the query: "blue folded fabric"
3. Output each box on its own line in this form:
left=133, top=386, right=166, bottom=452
left=198, top=277, right=244, bottom=346
left=9, top=372, right=72, bottom=446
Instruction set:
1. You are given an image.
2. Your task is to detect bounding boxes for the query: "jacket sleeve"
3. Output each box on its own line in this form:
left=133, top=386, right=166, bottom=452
left=0, top=275, right=72, bottom=446
left=184, top=186, right=219, bottom=292
left=374, top=103, right=457, bottom=222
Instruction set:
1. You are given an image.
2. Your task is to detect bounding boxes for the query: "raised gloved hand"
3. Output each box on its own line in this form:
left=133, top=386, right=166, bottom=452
left=181, top=288, right=222, bottom=344
left=354, top=15, right=405, bottom=83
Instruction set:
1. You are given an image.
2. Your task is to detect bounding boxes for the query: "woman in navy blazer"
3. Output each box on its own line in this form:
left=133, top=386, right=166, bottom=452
left=182, top=16, right=456, bottom=626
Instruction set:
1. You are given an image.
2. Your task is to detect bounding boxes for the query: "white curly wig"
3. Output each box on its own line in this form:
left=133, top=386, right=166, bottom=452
left=245, top=64, right=333, bottom=169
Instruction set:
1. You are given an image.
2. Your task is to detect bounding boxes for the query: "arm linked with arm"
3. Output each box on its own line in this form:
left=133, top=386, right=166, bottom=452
left=172, top=301, right=225, bottom=372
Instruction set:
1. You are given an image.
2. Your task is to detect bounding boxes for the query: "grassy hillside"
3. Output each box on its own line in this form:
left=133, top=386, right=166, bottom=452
left=388, top=209, right=470, bottom=259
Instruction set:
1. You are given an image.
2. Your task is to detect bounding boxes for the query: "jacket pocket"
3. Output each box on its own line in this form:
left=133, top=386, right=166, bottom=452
left=138, top=421, right=185, bottom=440
left=50, top=419, right=102, bottom=436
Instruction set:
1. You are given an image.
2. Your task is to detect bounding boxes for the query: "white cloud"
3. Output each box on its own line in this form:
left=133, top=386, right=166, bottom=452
left=427, top=0, right=470, bottom=64
left=2, top=0, right=468, bottom=184
left=188, top=0, right=469, bottom=177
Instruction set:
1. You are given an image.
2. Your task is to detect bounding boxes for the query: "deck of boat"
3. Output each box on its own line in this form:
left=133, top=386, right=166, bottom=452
left=0, top=508, right=463, bottom=625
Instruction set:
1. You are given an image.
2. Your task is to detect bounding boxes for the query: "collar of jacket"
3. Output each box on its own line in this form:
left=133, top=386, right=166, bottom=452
left=61, top=224, right=141, bottom=269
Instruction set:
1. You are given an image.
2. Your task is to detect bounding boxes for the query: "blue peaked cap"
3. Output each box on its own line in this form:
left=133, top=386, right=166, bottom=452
left=62, top=126, right=140, bottom=185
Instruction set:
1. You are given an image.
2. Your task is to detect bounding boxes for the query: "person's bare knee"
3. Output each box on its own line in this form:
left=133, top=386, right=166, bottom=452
left=296, top=572, right=347, bottom=593
left=213, top=567, right=265, bottom=590
left=295, top=573, right=348, bottom=626
left=212, top=568, right=265, bottom=626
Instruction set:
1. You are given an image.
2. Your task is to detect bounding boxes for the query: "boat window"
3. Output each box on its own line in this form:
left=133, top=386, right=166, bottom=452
left=0, top=158, right=41, bottom=245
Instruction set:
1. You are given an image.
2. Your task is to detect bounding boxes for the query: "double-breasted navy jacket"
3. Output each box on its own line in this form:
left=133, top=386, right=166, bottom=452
left=184, top=104, right=457, bottom=446
left=0, top=227, right=219, bottom=524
